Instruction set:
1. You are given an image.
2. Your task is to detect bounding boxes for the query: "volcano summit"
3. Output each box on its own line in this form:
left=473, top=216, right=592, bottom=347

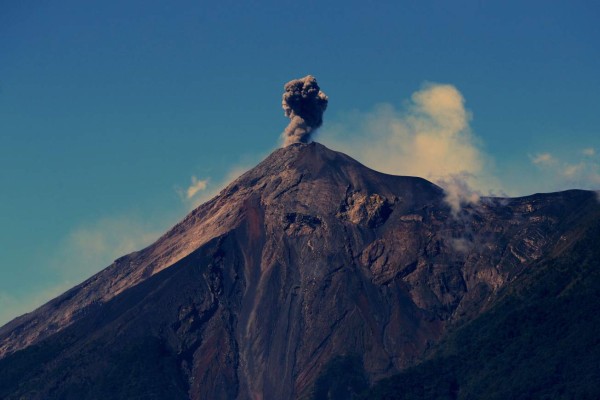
left=1, top=142, right=599, bottom=399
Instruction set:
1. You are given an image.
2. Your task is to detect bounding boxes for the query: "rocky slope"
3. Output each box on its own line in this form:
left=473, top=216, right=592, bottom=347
left=366, top=197, right=600, bottom=399
left=0, top=142, right=598, bottom=399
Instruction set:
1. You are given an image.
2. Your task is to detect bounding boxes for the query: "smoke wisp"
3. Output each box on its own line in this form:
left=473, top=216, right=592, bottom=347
left=282, top=75, right=328, bottom=146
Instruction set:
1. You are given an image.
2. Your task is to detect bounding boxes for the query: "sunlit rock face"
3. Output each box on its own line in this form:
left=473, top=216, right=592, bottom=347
left=1, top=142, right=598, bottom=400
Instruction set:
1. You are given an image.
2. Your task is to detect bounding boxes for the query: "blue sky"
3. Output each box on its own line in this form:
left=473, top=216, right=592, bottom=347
left=1, top=0, right=599, bottom=324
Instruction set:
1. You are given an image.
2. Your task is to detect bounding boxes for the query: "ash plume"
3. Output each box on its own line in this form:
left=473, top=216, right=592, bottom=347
left=282, top=75, right=328, bottom=146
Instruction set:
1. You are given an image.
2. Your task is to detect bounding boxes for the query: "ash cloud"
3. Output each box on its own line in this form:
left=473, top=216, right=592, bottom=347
left=282, top=75, right=328, bottom=146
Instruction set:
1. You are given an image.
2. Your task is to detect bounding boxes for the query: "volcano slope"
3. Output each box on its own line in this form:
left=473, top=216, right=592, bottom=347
left=0, top=142, right=598, bottom=399
left=365, top=198, right=600, bottom=400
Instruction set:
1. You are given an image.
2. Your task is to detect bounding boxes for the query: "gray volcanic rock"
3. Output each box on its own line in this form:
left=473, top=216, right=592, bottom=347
left=0, top=142, right=598, bottom=399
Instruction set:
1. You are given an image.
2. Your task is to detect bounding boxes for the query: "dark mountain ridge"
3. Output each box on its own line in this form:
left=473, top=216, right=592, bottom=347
left=1, top=142, right=598, bottom=399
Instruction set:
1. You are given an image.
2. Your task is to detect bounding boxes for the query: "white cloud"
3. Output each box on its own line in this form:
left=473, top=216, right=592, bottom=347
left=0, top=214, right=169, bottom=325
left=186, top=166, right=249, bottom=209
left=179, top=148, right=271, bottom=211
left=562, top=163, right=583, bottom=178
left=186, top=176, right=209, bottom=199
left=321, top=83, right=498, bottom=213
left=529, top=151, right=600, bottom=191
left=54, top=216, right=163, bottom=278
left=530, top=152, right=555, bottom=165
left=582, top=148, right=595, bottom=156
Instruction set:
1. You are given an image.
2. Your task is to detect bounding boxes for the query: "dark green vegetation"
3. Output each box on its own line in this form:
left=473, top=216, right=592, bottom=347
left=364, top=202, right=600, bottom=400
left=311, top=355, right=369, bottom=400
left=0, top=336, right=187, bottom=399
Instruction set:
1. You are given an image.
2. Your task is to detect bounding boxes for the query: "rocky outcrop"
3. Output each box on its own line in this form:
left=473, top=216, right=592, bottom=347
left=338, top=191, right=393, bottom=228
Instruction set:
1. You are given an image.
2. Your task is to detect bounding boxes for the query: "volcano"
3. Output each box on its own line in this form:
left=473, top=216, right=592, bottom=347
left=1, top=142, right=599, bottom=399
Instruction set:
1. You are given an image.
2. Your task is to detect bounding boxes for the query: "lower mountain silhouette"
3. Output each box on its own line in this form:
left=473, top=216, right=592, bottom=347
left=1, top=142, right=598, bottom=399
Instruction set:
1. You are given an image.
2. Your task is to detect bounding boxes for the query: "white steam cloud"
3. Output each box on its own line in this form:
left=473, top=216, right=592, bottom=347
left=321, top=83, right=498, bottom=214
left=436, top=173, right=482, bottom=216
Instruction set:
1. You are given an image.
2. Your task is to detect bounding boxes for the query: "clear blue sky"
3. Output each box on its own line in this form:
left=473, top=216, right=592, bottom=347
left=1, top=0, right=599, bottom=324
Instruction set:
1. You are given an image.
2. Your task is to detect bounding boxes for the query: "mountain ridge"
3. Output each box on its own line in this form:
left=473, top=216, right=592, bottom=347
left=1, top=142, right=598, bottom=399
left=0, top=142, right=443, bottom=358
